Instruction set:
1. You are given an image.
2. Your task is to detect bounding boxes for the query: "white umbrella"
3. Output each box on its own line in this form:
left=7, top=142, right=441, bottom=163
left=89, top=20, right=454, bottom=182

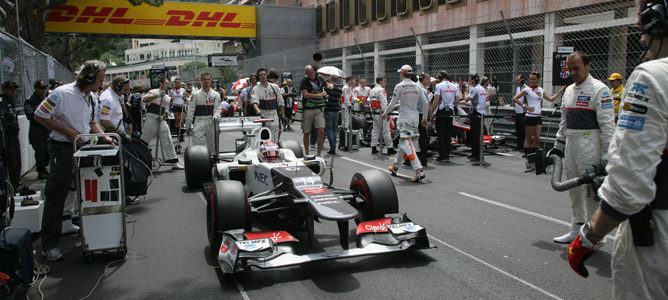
left=231, top=77, right=249, bottom=92
left=317, top=66, right=345, bottom=79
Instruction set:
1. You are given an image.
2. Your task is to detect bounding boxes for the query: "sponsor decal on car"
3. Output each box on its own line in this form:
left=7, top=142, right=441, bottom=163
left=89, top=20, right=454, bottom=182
left=618, top=114, right=645, bottom=131
left=236, top=238, right=272, bottom=251
left=244, top=231, right=299, bottom=243
left=386, top=222, right=423, bottom=234
left=221, top=239, right=230, bottom=253
left=254, top=171, right=269, bottom=185
left=303, top=188, right=327, bottom=194
left=356, top=218, right=392, bottom=235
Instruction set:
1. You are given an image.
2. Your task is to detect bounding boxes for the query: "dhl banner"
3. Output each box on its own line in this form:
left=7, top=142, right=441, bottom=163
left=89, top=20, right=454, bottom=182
left=45, top=0, right=256, bottom=38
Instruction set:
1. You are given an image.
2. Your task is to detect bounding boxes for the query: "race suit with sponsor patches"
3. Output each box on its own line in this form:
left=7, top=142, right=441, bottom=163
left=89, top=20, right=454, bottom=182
left=598, top=57, right=668, bottom=299
left=187, top=88, right=221, bottom=153
left=251, top=82, right=284, bottom=142
left=385, top=78, right=429, bottom=171
left=141, top=88, right=178, bottom=161
left=369, top=85, right=392, bottom=147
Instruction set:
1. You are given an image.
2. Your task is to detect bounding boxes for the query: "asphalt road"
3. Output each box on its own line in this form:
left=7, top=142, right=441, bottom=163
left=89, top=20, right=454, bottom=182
left=21, top=129, right=615, bottom=300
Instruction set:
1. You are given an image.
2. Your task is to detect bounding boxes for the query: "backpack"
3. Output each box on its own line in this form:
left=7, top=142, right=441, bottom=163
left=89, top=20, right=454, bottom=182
left=122, top=137, right=152, bottom=197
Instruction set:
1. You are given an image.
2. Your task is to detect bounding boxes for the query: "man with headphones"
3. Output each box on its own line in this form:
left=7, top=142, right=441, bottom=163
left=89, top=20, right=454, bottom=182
left=551, top=50, right=616, bottom=244
left=98, top=75, right=132, bottom=136
left=141, top=78, right=184, bottom=170
left=566, top=1, right=668, bottom=298
left=33, top=60, right=110, bottom=260
left=430, top=70, right=461, bottom=163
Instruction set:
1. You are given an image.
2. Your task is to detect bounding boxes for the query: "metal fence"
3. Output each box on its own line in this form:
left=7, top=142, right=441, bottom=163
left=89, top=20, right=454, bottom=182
left=234, top=0, right=643, bottom=110
left=0, top=29, right=75, bottom=111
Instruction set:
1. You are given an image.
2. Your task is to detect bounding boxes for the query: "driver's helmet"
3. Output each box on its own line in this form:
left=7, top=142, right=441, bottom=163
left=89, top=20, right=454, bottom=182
left=259, top=142, right=280, bottom=162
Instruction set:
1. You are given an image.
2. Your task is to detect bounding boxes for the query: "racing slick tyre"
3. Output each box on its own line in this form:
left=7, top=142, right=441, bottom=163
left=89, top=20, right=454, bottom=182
left=350, top=169, right=399, bottom=220
left=278, top=140, right=304, bottom=158
left=208, top=180, right=250, bottom=254
left=185, top=145, right=212, bottom=189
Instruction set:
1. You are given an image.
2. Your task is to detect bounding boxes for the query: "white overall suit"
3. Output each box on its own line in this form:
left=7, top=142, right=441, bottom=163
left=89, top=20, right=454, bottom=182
left=141, top=88, right=178, bottom=161
left=554, top=74, right=615, bottom=243
left=251, top=82, right=284, bottom=142
left=369, top=85, right=392, bottom=148
left=186, top=88, right=221, bottom=153
left=385, top=78, right=429, bottom=172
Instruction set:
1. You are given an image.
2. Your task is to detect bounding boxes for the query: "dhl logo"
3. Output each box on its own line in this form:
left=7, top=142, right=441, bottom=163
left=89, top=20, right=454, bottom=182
left=46, top=5, right=255, bottom=29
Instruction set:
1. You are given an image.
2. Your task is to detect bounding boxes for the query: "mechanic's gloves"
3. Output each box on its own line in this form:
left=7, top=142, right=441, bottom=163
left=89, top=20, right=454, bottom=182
left=567, top=227, right=599, bottom=278
left=547, top=147, right=564, bottom=158
left=553, top=139, right=565, bottom=153
left=256, top=111, right=263, bottom=118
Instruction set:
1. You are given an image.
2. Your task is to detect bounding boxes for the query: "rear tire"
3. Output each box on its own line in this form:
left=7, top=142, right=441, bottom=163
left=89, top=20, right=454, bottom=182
left=349, top=169, right=399, bottom=220
left=278, top=140, right=304, bottom=158
left=185, top=145, right=212, bottom=189
left=208, top=180, right=250, bottom=254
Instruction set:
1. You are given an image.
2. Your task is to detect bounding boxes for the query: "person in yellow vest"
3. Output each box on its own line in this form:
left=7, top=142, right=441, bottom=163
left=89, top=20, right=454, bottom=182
left=608, top=73, right=624, bottom=118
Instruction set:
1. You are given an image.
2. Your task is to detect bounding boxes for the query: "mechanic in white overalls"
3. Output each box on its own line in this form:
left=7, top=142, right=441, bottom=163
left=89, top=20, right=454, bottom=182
left=384, top=65, right=429, bottom=182
left=369, top=76, right=394, bottom=155
left=186, top=73, right=221, bottom=153
left=354, top=78, right=371, bottom=113
left=341, top=77, right=357, bottom=130
left=171, top=78, right=187, bottom=141
left=566, top=3, right=668, bottom=297
left=551, top=51, right=615, bottom=244
left=251, top=68, right=285, bottom=142
left=141, top=78, right=184, bottom=170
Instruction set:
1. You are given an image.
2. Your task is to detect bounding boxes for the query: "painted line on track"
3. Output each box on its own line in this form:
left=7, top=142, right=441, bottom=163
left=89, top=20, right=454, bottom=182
left=458, top=192, right=570, bottom=227
left=427, top=234, right=562, bottom=300
left=340, top=157, right=414, bottom=180
left=196, top=191, right=250, bottom=300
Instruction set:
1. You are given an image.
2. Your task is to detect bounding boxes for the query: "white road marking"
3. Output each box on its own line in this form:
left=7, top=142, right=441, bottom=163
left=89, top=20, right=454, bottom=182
left=427, top=234, right=562, bottom=300
left=340, top=157, right=414, bottom=180
left=496, top=152, right=514, bottom=157
left=458, top=192, right=570, bottom=226
left=234, top=277, right=251, bottom=300
left=196, top=191, right=249, bottom=299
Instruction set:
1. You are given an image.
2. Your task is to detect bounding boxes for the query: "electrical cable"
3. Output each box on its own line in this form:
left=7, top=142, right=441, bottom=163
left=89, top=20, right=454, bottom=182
left=76, top=259, right=124, bottom=300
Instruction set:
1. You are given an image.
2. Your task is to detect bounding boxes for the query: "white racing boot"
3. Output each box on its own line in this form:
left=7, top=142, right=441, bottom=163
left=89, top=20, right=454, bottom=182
left=62, top=218, right=80, bottom=235
left=553, top=223, right=583, bottom=244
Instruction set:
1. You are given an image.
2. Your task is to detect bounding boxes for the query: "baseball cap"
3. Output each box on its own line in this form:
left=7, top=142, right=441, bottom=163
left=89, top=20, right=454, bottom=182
left=2, top=81, right=19, bottom=89
left=397, top=65, right=413, bottom=74
left=34, top=80, right=48, bottom=89
left=608, top=73, right=623, bottom=80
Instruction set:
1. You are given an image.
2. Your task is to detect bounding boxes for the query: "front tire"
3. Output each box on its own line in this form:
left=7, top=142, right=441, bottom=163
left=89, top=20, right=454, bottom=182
left=185, top=145, right=212, bottom=189
left=208, top=180, right=250, bottom=254
left=349, top=169, right=399, bottom=220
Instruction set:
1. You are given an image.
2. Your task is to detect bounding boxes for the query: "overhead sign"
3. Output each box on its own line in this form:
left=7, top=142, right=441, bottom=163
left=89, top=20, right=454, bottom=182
left=45, top=0, right=256, bottom=38
left=208, top=55, right=238, bottom=67
left=552, top=52, right=573, bottom=86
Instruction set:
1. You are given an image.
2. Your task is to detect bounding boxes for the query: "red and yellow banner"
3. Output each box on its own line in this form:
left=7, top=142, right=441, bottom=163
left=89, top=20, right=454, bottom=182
left=45, top=0, right=256, bottom=38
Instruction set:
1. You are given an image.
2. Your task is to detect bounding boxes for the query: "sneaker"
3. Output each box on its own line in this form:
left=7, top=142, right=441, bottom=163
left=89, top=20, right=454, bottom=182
left=126, top=197, right=140, bottom=205
left=327, top=149, right=336, bottom=155
left=371, top=147, right=379, bottom=154
left=388, top=166, right=398, bottom=176
left=386, top=148, right=397, bottom=155
left=38, top=171, right=49, bottom=180
left=172, top=162, right=185, bottom=170
left=21, top=198, right=39, bottom=206
left=62, top=220, right=80, bottom=234
left=411, top=169, right=425, bottom=182
left=42, top=248, right=63, bottom=261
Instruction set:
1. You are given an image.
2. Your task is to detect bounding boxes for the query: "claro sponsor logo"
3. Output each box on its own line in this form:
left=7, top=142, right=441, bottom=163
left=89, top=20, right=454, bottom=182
left=46, top=5, right=255, bottom=29
left=365, top=224, right=387, bottom=231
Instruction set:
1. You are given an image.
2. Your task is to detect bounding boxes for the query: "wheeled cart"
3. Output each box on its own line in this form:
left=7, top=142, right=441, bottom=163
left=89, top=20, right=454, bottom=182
left=73, top=134, right=127, bottom=261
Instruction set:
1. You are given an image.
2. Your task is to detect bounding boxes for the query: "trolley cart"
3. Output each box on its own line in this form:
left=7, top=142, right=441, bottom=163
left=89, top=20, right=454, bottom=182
left=73, top=133, right=127, bottom=261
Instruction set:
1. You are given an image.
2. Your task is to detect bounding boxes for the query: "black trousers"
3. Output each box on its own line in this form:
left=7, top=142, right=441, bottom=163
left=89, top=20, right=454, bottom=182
left=4, top=134, right=21, bottom=188
left=469, top=113, right=482, bottom=159
left=514, top=112, right=526, bottom=149
left=40, top=141, right=74, bottom=251
left=131, top=112, right=142, bottom=136
left=435, top=110, right=453, bottom=160
left=418, top=114, right=428, bottom=164
left=29, top=126, right=50, bottom=173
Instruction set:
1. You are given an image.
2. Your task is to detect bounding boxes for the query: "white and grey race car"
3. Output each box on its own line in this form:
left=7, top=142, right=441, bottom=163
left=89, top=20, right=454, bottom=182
left=184, top=117, right=431, bottom=274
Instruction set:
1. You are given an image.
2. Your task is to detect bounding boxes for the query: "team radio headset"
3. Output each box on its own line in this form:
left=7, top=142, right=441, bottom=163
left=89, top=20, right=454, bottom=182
left=639, top=0, right=668, bottom=61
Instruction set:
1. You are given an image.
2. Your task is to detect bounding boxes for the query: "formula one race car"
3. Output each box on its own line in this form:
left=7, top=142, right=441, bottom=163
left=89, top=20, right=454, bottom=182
left=184, top=117, right=430, bottom=273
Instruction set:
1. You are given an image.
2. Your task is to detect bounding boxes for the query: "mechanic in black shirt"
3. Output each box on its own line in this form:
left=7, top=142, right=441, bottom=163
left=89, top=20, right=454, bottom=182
left=24, top=80, right=51, bottom=179
left=0, top=81, right=22, bottom=190
left=128, top=86, right=144, bottom=137
left=324, top=75, right=342, bottom=155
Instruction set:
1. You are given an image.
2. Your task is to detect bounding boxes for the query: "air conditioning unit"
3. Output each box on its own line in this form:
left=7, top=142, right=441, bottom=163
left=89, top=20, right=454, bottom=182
left=357, top=0, right=372, bottom=25
left=327, top=0, right=341, bottom=33
left=376, top=0, right=391, bottom=22
left=317, top=4, right=326, bottom=36
left=396, top=0, right=412, bottom=16
left=419, top=0, right=437, bottom=12
left=446, top=0, right=465, bottom=8
left=342, top=0, right=355, bottom=29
